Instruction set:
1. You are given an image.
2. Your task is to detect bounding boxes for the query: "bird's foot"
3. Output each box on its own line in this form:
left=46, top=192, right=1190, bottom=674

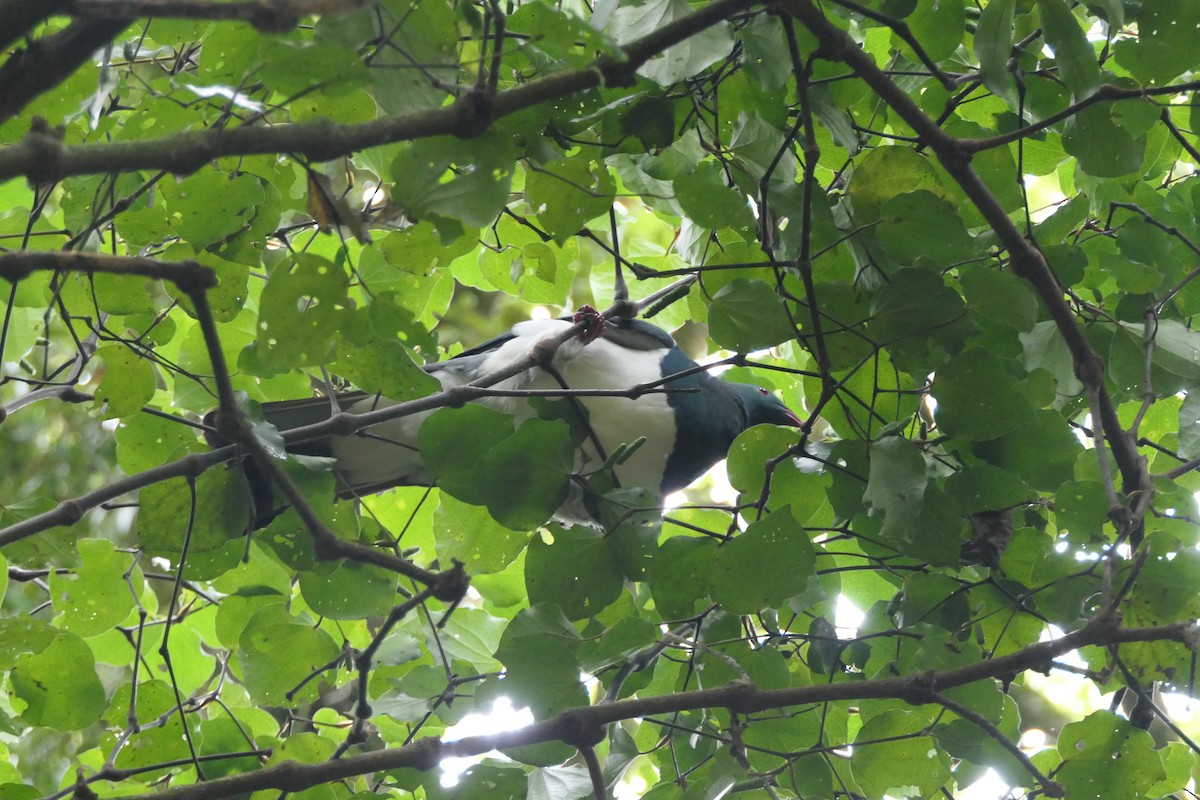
left=573, top=304, right=606, bottom=345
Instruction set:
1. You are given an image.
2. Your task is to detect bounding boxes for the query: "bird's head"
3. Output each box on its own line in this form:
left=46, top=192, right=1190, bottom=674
left=732, top=383, right=802, bottom=429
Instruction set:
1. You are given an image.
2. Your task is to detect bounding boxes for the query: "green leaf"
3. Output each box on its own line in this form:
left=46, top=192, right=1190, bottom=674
left=290, top=87, right=378, bottom=125
left=136, top=470, right=250, bottom=580
left=606, top=0, right=733, bottom=85
left=1178, top=390, right=1200, bottom=458
left=1054, top=480, right=1109, bottom=539
left=390, top=133, right=515, bottom=230
left=163, top=172, right=265, bottom=251
left=578, top=616, right=658, bottom=675
left=868, top=268, right=968, bottom=371
left=507, top=3, right=615, bottom=70
left=334, top=300, right=441, bottom=399
left=1124, top=532, right=1200, bottom=624
left=434, top=495, right=531, bottom=575
left=111, top=697, right=197, bottom=772
left=1149, top=742, right=1194, bottom=797
left=420, top=406, right=574, bottom=529
left=943, top=463, right=1032, bottom=514
left=673, top=162, right=755, bottom=233
left=897, top=572, right=969, bottom=630
left=256, top=254, right=350, bottom=369
left=864, top=436, right=927, bottom=516
left=89, top=273, right=155, bottom=316
left=1129, top=319, right=1200, bottom=384
left=975, top=0, right=1018, bottom=105
left=527, top=765, right=594, bottom=800
left=1055, top=711, right=1164, bottom=798
left=728, top=111, right=797, bottom=189
left=364, top=0, right=459, bottom=114
left=904, top=0, right=964, bottom=62
left=960, top=267, right=1039, bottom=334
left=876, top=191, right=976, bottom=268
left=617, top=95, right=678, bottom=151
left=297, top=559, right=398, bottom=619
left=526, top=525, right=623, bottom=620
left=727, top=424, right=827, bottom=514
left=810, top=85, right=859, bottom=154
left=215, top=590, right=288, bottom=650
left=1084, top=0, right=1123, bottom=27
left=708, top=279, right=794, bottom=352
left=237, top=605, right=341, bottom=705
left=48, top=539, right=134, bottom=637
left=261, top=41, right=371, bottom=95
left=524, top=157, right=615, bottom=244
left=939, top=694, right=1026, bottom=785
left=1037, top=0, right=1100, bottom=97
left=10, top=627, right=105, bottom=730
left=477, top=227, right=577, bottom=305
left=648, top=536, right=717, bottom=619
left=1020, top=320, right=1084, bottom=401
left=710, top=507, right=815, bottom=614
left=1118, top=216, right=1180, bottom=273
left=378, top=221, right=476, bottom=277
left=198, top=717, right=267, bottom=780
left=0, top=618, right=58, bottom=669
left=1101, top=251, right=1161, bottom=295
left=494, top=605, right=587, bottom=719
left=739, top=15, right=791, bottom=91
left=1035, top=196, right=1088, bottom=246
left=847, top=146, right=943, bottom=221
left=971, top=409, right=1082, bottom=491
left=92, top=344, right=155, bottom=420
left=177, top=249, right=250, bottom=323
left=934, top=348, right=1036, bottom=440
left=1062, top=103, right=1146, bottom=178
left=851, top=709, right=952, bottom=797
left=1112, top=0, right=1200, bottom=85
left=427, top=764, right=528, bottom=800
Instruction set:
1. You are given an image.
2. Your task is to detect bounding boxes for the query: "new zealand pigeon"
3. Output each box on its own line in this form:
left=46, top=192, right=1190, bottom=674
left=232, top=313, right=800, bottom=522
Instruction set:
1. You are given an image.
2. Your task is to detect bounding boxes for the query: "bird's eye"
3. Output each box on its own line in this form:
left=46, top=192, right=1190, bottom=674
left=756, top=387, right=770, bottom=396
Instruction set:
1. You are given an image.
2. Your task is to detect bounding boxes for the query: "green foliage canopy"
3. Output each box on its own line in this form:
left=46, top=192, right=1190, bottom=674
left=2, top=0, right=1200, bottom=798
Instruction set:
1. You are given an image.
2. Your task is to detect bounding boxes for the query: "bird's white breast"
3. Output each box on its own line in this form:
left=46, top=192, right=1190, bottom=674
left=480, top=320, right=676, bottom=492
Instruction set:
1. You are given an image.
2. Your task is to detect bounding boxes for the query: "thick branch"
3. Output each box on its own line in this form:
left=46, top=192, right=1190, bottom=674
left=0, top=0, right=755, bottom=182
left=102, top=616, right=1196, bottom=800
left=65, top=0, right=373, bottom=33
left=0, top=449, right=231, bottom=548
left=778, top=0, right=1149, bottom=501
left=0, top=18, right=131, bottom=126
left=0, top=0, right=69, bottom=52
left=0, top=251, right=216, bottom=294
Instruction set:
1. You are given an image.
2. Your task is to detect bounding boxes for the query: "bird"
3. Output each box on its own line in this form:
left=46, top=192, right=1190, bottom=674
left=224, top=310, right=800, bottom=525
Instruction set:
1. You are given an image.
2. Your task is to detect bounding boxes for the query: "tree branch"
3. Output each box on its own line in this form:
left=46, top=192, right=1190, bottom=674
left=64, top=0, right=374, bottom=33
left=778, top=0, right=1151, bottom=509
left=99, top=616, right=1197, bottom=800
left=0, top=0, right=69, bottom=52
left=0, top=18, right=131, bottom=125
left=0, top=251, right=216, bottom=294
left=0, top=448, right=231, bottom=549
left=0, top=0, right=756, bottom=182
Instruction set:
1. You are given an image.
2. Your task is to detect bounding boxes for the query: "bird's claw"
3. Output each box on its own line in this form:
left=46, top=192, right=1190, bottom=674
left=573, top=304, right=606, bottom=345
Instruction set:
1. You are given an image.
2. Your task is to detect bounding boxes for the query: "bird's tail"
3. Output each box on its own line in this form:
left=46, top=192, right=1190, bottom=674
left=205, top=390, right=430, bottom=527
